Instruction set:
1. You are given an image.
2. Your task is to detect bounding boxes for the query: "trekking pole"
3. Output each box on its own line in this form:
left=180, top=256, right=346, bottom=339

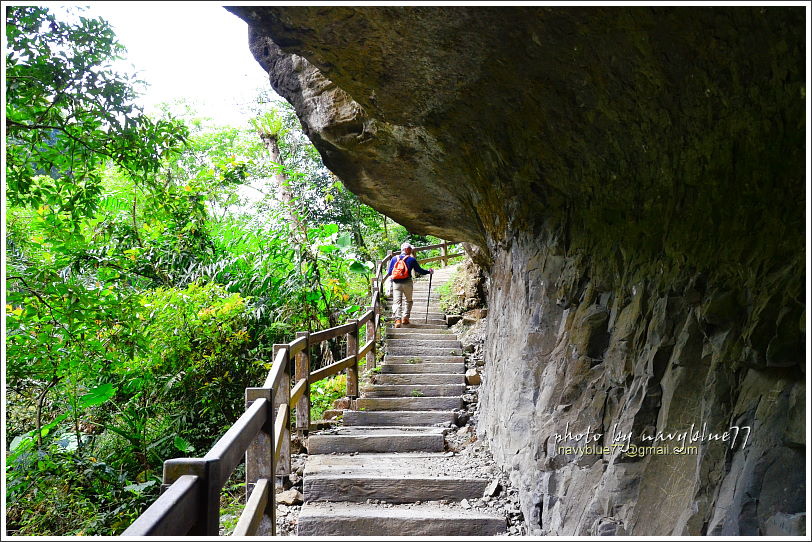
left=425, top=271, right=433, bottom=323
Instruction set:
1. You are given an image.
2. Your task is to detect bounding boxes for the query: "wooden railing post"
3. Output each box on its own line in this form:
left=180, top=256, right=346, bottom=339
left=346, top=320, right=359, bottom=398
left=244, top=388, right=275, bottom=535
left=294, top=332, right=310, bottom=435
left=442, top=240, right=449, bottom=266
left=272, top=344, right=291, bottom=484
left=162, top=457, right=219, bottom=535
left=366, top=313, right=376, bottom=371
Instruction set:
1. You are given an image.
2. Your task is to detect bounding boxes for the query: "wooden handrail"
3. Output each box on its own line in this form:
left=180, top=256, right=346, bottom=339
left=357, top=308, right=374, bottom=326
left=309, top=321, right=356, bottom=344
left=125, top=240, right=462, bottom=536
left=290, top=378, right=307, bottom=405
left=122, top=475, right=201, bottom=536
left=263, top=348, right=288, bottom=389
left=289, top=335, right=308, bottom=356
left=232, top=478, right=270, bottom=536
left=273, top=407, right=288, bottom=464
left=358, top=338, right=374, bottom=359
left=310, top=354, right=355, bottom=382
left=202, top=398, right=269, bottom=486
left=418, top=252, right=464, bottom=265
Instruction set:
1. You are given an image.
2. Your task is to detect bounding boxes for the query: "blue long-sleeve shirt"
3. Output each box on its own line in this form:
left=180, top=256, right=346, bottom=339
left=387, top=254, right=431, bottom=283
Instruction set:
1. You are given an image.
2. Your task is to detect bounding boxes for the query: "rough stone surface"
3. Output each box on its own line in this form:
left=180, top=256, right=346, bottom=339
left=342, top=410, right=457, bottom=427
left=228, top=6, right=806, bottom=536
left=297, top=501, right=505, bottom=536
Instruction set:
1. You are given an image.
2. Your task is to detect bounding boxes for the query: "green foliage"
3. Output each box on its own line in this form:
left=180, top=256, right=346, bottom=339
left=5, top=6, right=433, bottom=536
left=437, top=267, right=466, bottom=314
left=310, top=374, right=347, bottom=421
left=5, top=6, right=188, bottom=223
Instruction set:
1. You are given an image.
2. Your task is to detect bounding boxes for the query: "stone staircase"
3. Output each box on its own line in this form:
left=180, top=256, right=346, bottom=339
left=297, top=267, right=505, bottom=536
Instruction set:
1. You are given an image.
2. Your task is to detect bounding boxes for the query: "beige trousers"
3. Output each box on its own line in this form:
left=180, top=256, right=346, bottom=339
left=392, top=280, right=414, bottom=320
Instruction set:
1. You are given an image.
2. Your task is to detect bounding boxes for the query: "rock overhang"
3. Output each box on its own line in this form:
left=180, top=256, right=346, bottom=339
left=226, top=5, right=805, bottom=293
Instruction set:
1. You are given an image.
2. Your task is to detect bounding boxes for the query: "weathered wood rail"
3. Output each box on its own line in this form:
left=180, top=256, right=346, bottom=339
left=122, top=240, right=463, bottom=536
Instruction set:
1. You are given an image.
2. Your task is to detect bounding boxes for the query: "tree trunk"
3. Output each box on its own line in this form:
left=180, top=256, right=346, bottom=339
left=259, top=134, right=338, bottom=330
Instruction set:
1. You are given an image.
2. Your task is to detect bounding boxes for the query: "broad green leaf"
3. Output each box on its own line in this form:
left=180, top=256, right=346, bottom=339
left=173, top=435, right=195, bottom=453
left=349, top=261, right=369, bottom=274
left=124, top=480, right=157, bottom=493
left=336, top=234, right=352, bottom=249
left=78, top=383, right=117, bottom=408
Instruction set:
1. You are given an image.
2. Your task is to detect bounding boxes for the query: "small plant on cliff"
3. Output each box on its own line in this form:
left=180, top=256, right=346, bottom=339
left=437, top=267, right=468, bottom=314
left=411, top=390, right=424, bottom=397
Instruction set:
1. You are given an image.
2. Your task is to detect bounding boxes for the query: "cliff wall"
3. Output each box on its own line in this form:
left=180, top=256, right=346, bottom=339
left=227, top=6, right=806, bottom=535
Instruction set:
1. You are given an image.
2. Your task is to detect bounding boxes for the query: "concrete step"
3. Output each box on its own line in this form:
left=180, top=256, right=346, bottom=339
left=386, top=329, right=454, bottom=337
left=303, top=455, right=490, bottom=503
left=297, top=502, right=506, bottom=536
left=387, top=310, right=445, bottom=318
left=388, top=316, right=447, bottom=324
left=384, top=355, right=465, bottom=364
left=372, top=373, right=465, bottom=385
left=403, top=302, right=441, bottom=307
left=357, top=396, right=463, bottom=411
left=362, top=384, right=466, bottom=397
left=380, top=363, right=465, bottom=374
left=387, top=346, right=463, bottom=356
left=342, top=410, right=457, bottom=426
left=387, top=318, right=447, bottom=326
left=307, top=426, right=445, bottom=454
left=384, top=323, right=448, bottom=330
left=386, top=338, right=461, bottom=349
left=384, top=299, right=440, bottom=305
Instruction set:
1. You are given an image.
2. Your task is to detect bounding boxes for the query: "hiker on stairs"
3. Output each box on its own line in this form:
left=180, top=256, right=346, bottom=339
left=383, top=242, right=434, bottom=327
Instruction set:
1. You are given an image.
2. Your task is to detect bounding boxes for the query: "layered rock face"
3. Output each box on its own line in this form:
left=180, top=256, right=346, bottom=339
left=227, top=6, right=806, bottom=535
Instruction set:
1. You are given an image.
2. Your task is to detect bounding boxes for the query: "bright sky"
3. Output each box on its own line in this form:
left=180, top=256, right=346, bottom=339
left=48, top=1, right=277, bottom=126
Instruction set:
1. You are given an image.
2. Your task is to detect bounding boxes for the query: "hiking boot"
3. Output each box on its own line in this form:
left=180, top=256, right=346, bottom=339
left=402, top=317, right=411, bottom=325
left=394, top=319, right=402, bottom=328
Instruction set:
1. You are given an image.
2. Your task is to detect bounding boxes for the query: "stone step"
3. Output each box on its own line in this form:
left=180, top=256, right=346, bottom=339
left=388, top=308, right=444, bottom=315
left=386, top=346, right=463, bottom=356
left=385, top=300, right=440, bottom=306
left=386, top=338, right=461, bottom=349
left=388, top=316, right=446, bottom=324
left=380, top=363, right=465, bottom=374
left=387, top=318, right=447, bottom=326
left=307, top=427, right=445, bottom=454
left=297, top=502, right=506, bottom=536
left=303, top=455, right=490, bottom=502
left=362, top=384, right=466, bottom=397
left=357, top=396, right=463, bottom=411
left=386, top=329, right=454, bottom=337
left=384, top=355, right=465, bottom=364
left=384, top=323, right=448, bottom=330
left=372, top=373, right=465, bottom=385
left=342, top=410, right=457, bottom=426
